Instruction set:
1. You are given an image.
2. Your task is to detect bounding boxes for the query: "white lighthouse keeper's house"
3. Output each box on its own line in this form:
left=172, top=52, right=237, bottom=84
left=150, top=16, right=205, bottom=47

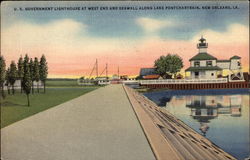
left=185, top=37, right=244, bottom=81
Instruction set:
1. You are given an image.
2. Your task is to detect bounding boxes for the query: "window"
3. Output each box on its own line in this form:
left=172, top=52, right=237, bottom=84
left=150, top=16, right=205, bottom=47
left=195, top=109, right=201, bottom=115
left=211, top=73, right=214, bottom=76
left=238, top=61, right=241, bottom=66
left=206, top=61, right=212, bottom=66
left=194, top=61, right=200, bottom=67
left=207, top=109, right=213, bottom=116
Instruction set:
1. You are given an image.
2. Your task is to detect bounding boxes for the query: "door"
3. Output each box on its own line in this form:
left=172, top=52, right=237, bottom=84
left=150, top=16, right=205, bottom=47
left=195, top=72, right=199, bottom=79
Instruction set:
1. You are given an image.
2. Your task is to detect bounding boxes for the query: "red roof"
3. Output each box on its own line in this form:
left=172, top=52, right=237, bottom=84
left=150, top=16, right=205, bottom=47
left=143, top=74, right=160, bottom=79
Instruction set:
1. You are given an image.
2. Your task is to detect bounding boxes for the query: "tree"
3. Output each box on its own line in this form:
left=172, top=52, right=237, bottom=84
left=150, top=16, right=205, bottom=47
left=9, top=61, right=17, bottom=94
left=168, top=54, right=184, bottom=78
left=17, top=56, right=24, bottom=93
left=23, top=54, right=29, bottom=93
left=5, top=68, right=11, bottom=95
left=29, top=58, right=34, bottom=94
left=23, top=57, right=32, bottom=106
left=154, top=54, right=183, bottom=78
left=33, top=57, right=40, bottom=93
left=39, top=55, right=48, bottom=93
left=23, top=54, right=29, bottom=73
left=0, top=56, right=6, bottom=98
left=154, top=55, right=168, bottom=77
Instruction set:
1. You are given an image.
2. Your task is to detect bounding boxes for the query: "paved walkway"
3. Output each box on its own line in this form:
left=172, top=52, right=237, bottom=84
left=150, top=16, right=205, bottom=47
left=1, top=85, right=155, bottom=160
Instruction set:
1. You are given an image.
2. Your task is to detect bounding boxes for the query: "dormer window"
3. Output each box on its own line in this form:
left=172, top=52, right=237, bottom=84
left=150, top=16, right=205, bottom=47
left=194, top=61, right=200, bottom=67
left=206, top=61, right=212, bottom=67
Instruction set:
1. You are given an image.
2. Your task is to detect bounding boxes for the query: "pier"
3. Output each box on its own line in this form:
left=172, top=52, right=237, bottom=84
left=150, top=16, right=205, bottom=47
left=1, top=84, right=236, bottom=160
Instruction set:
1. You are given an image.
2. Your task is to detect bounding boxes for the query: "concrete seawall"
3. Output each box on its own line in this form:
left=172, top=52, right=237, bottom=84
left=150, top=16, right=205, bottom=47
left=124, top=85, right=236, bottom=160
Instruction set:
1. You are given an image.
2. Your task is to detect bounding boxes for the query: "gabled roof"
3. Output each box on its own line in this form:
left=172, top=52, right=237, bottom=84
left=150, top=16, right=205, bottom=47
left=139, top=68, right=157, bottom=76
left=189, top=53, right=217, bottom=61
left=143, top=74, right=160, bottom=79
left=185, top=66, right=222, bottom=72
left=230, top=55, right=241, bottom=59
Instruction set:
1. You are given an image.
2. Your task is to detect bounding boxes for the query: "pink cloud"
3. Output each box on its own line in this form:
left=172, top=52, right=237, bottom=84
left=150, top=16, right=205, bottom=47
left=3, top=39, right=248, bottom=77
left=2, top=20, right=248, bottom=78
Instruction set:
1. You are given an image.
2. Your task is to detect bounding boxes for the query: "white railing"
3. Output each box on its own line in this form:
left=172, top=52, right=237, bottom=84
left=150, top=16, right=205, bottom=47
left=98, top=80, right=111, bottom=85
left=122, top=80, right=139, bottom=84
left=140, top=78, right=228, bottom=85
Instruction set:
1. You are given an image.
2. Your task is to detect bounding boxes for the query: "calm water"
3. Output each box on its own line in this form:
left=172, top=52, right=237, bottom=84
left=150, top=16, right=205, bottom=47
left=143, top=89, right=250, bottom=160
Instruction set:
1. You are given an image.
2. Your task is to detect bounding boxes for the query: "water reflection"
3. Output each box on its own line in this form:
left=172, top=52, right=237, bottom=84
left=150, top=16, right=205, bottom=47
left=186, top=95, right=242, bottom=136
left=144, top=89, right=249, bottom=159
left=158, top=97, right=172, bottom=106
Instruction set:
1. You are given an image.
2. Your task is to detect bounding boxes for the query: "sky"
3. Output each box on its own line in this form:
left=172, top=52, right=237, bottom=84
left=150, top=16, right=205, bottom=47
left=1, top=1, right=249, bottom=78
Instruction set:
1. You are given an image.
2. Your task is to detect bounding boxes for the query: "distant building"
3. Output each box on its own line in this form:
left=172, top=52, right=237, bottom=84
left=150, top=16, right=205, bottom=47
left=185, top=37, right=243, bottom=80
left=139, top=68, right=162, bottom=79
left=120, top=75, right=128, bottom=80
left=95, top=76, right=108, bottom=81
left=139, top=68, right=157, bottom=77
left=112, top=74, right=120, bottom=80
left=143, top=74, right=162, bottom=80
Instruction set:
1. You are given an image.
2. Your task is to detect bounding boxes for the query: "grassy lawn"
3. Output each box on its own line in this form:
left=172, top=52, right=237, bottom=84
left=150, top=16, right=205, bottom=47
left=1, top=85, right=99, bottom=128
left=46, top=80, right=79, bottom=87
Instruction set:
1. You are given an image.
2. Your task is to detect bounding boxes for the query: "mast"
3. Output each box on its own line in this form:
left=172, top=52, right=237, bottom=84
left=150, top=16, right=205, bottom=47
left=118, top=66, right=119, bottom=78
left=106, top=63, right=108, bottom=78
left=96, top=59, right=98, bottom=77
left=89, top=59, right=99, bottom=78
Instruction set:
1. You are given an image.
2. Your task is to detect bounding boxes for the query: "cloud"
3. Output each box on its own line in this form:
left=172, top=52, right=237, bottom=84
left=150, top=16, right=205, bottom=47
left=1, top=19, right=86, bottom=48
left=1, top=19, right=141, bottom=76
left=191, top=23, right=249, bottom=44
left=1, top=19, right=248, bottom=77
left=1, top=19, right=138, bottom=58
left=136, top=17, right=175, bottom=34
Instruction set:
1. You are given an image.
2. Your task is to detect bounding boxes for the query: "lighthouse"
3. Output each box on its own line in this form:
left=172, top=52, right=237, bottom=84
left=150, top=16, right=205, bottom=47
left=197, top=36, right=208, bottom=53
left=186, top=36, right=244, bottom=81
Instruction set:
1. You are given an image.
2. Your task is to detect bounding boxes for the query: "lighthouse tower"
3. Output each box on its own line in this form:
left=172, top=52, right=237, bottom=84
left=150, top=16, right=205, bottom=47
left=197, top=36, right=208, bottom=53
